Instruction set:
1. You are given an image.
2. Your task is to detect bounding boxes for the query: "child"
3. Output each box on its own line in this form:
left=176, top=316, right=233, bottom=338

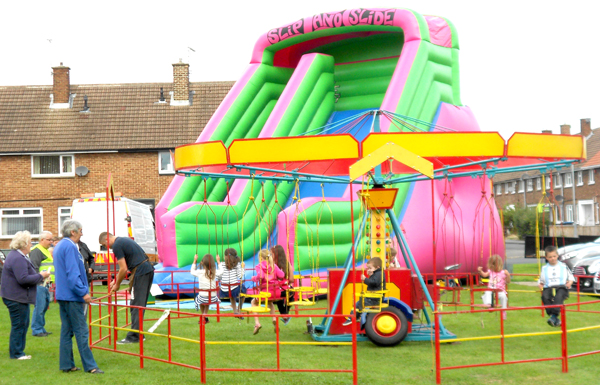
left=478, top=254, right=511, bottom=319
left=539, top=245, right=574, bottom=327
left=191, top=254, right=222, bottom=324
left=216, top=248, right=244, bottom=319
left=387, top=247, right=400, bottom=268
left=271, top=245, right=294, bottom=325
left=343, top=257, right=386, bottom=326
left=251, top=249, right=284, bottom=335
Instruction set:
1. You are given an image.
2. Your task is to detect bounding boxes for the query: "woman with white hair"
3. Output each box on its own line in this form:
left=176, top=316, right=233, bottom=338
left=0, top=231, right=50, bottom=360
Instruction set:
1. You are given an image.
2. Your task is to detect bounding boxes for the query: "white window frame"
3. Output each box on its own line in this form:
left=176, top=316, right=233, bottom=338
left=596, top=203, right=599, bottom=225
left=31, top=154, right=75, bottom=178
left=511, top=182, right=517, bottom=194
left=58, top=206, right=72, bottom=232
left=1, top=207, right=43, bottom=238
left=504, top=183, right=509, bottom=194
left=564, top=172, right=573, bottom=187
left=536, top=177, right=541, bottom=191
left=589, top=170, right=595, bottom=185
left=554, top=174, right=562, bottom=188
left=518, top=180, right=524, bottom=193
left=158, top=151, right=175, bottom=175
left=526, top=179, right=533, bottom=192
left=577, top=171, right=583, bottom=186
left=545, top=176, right=551, bottom=190
left=496, top=184, right=501, bottom=195
left=566, top=204, right=573, bottom=222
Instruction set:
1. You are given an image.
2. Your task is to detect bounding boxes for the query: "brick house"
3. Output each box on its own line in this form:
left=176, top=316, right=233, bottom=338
left=0, top=62, right=233, bottom=248
left=493, top=119, right=600, bottom=236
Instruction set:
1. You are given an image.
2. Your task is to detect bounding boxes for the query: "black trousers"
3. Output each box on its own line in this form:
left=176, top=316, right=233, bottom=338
left=541, top=286, right=569, bottom=316
left=274, top=290, right=291, bottom=315
left=128, top=271, right=154, bottom=341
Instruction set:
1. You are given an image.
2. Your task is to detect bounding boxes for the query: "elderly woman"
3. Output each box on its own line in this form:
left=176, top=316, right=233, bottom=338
left=0, top=231, right=50, bottom=360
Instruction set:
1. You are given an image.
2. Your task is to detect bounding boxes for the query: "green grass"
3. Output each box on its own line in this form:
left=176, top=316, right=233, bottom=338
left=2, top=266, right=600, bottom=385
left=510, top=261, right=541, bottom=282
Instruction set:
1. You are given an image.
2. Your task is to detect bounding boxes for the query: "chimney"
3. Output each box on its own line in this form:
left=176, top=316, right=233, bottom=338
left=172, top=59, right=189, bottom=101
left=560, top=124, right=571, bottom=136
left=542, top=130, right=552, bottom=134
left=52, top=63, right=70, bottom=104
left=581, top=118, right=592, bottom=137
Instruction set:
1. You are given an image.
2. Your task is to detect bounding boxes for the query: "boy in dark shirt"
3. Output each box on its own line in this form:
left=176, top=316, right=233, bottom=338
left=343, top=257, right=386, bottom=326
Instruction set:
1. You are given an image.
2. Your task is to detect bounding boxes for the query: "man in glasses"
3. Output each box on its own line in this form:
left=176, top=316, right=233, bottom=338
left=29, top=231, right=55, bottom=337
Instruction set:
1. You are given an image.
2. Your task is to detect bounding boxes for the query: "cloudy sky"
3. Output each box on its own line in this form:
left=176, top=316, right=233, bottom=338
left=2, top=1, right=598, bottom=139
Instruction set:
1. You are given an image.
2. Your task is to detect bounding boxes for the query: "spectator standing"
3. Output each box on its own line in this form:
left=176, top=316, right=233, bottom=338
left=29, top=231, right=54, bottom=337
left=54, top=220, right=103, bottom=374
left=0, top=231, right=50, bottom=360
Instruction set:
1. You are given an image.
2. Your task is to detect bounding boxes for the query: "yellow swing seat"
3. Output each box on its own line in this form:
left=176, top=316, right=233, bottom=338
left=241, top=291, right=272, bottom=313
left=355, top=290, right=389, bottom=313
left=311, top=276, right=328, bottom=295
left=288, top=286, right=316, bottom=306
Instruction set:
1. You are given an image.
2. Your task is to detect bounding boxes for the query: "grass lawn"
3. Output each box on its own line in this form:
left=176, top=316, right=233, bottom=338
left=1, top=266, right=600, bottom=385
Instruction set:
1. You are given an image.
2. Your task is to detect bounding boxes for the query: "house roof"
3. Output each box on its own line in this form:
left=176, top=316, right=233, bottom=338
left=0, top=81, right=234, bottom=153
left=492, top=128, right=600, bottom=183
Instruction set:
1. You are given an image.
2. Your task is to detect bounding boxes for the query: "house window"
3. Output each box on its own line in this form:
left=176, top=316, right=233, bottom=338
left=554, top=174, right=562, bottom=188
left=577, top=171, right=583, bottom=186
left=496, top=184, right=501, bottom=195
left=158, top=151, right=174, bottom=175
left=564, top=173, right=573, bottom=187
left=518, top=181, right=524, bottom=193
left=505, top=183, right=509, bottom=194
left=590, top=170, right=595, bottom=185
left=536, top=177, right=541, bottom=191
left=32, top=155, right=74, bottom=177
left=546, top=176, right=551, bottom=190
left=566, top=205, right=573, bottom=222
left=527, top=179, right=533, bottom=192
left=512, top=182, right=517, bottom=194
left=1, top=208, right=42, bottom=237
left=58, top=207, right=72, bottom=232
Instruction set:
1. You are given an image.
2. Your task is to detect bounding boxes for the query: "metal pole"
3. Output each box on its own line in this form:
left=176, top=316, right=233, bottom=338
left=571, top=164, right=578, bottom=237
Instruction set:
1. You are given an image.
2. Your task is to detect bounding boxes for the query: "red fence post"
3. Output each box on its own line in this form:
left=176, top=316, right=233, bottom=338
left=435, top=311, right=441, bottom=384
left=200, top=316, right=206, bottom=383
left=561, top=306, right=568, bottom=373
left=139, top=307, right=144, bottom=369
left=276, top=316, right=280, bottom=370
left=351, top=315, right=358, bottom=385
left=500, top=309, right=505, bottom=363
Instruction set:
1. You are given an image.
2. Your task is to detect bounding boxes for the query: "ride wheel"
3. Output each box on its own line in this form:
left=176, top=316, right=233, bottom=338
left=241, top=292, right=272, bottom=313
left=364, top=307, right=408, bottom=347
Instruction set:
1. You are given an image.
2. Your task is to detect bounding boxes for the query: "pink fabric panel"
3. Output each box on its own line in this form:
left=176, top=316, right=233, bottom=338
left=435, top=104, right=481, bottom=132
left=155, top=175, right=185, bottom=264
left=251, top=8, right=422, bottom=64
left=424, top=16, right=452, bottom=48
left=379, top=40, right=421, bottom=132
left=259, top=53, right=320, bottom=138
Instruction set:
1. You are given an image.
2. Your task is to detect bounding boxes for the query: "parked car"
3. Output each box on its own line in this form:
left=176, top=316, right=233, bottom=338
left=571, top=255, right=600, bottom=294
left=558, top=241, right=600, bottom=271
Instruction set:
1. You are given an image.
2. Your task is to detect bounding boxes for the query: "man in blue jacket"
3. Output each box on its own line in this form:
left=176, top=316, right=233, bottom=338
left=54, top=220, right=103, bottom=374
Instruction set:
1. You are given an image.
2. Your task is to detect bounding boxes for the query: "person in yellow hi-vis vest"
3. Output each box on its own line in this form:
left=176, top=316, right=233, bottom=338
left=29, top=231, right=54, bottom=337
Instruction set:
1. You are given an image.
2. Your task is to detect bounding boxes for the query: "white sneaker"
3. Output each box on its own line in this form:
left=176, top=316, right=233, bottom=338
left=342, top=317, right=352, bottom=326
left=17, top=355, right=31, bottom=360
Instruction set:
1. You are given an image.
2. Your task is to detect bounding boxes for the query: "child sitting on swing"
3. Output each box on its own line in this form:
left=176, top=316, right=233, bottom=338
left=251, top=249, right=284, bottom=335
left=216, top=248, right=244, bottom=319
left=343, top=257, right=386, bottom=326
left=191, top=254, right=222, bottom=324
left=478, top=254, right=510, bottom=320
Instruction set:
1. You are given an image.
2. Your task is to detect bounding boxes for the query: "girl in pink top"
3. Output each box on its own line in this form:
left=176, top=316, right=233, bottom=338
left=478, top=254, right=511, bottom=319
left=251, top=249, right=284, bottom=335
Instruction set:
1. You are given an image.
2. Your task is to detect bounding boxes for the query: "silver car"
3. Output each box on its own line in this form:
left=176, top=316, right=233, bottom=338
left=571, top=256, right=600, bottom=294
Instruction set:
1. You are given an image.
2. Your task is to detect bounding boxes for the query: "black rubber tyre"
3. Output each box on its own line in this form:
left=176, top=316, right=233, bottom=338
left=364, top=307, right=409, bottom=347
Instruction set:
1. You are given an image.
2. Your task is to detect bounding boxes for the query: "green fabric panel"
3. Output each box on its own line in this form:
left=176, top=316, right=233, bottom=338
left=306, top=33, right=403, bottom=63
left=289, top=73, right=335, bottom=135
left=336, top=94, right=386, bottom=111
left=308, top=92, right=335, bottom=132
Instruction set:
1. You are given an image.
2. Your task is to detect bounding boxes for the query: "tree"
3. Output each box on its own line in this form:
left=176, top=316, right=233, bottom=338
left=502, top=205, right=550, bottom=239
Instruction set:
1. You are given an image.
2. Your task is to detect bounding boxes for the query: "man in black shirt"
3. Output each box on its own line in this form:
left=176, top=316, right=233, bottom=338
left=99, top=232, right=154, bottom=344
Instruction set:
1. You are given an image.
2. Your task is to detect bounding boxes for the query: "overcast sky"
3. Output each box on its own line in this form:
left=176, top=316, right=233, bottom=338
left=2, top=1, right=598, bottom=139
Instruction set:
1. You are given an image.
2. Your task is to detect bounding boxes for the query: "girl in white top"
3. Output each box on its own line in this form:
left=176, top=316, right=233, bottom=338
left=216, top=248, right=244, bottom=317
left=191, top=253, right=222, bottom=324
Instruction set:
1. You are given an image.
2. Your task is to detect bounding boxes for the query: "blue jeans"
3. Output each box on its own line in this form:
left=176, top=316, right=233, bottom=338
left=58, top=300, right=99, bottom=372
left=2, top=298, right=30, bottom=359
left=31, top=285, right=50, bottom=335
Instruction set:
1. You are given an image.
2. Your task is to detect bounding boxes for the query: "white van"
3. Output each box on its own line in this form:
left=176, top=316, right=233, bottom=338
left=70, top=194, right=157, bottom=260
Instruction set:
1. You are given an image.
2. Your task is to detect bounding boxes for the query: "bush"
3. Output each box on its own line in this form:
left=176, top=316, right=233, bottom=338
left=502, top=205, right=550, bottom=239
